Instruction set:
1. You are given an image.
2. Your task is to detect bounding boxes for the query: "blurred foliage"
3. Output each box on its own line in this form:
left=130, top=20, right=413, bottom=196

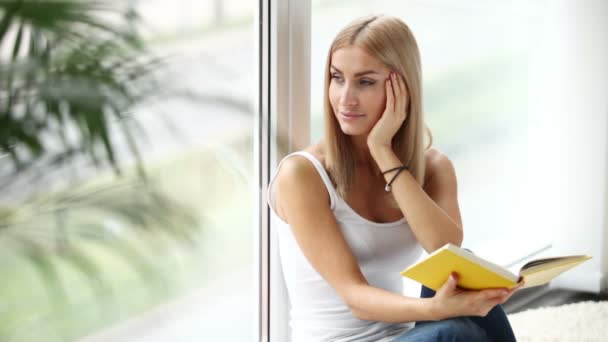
left=0, top=138, right=254, bottom=340
left=0, top=171, right=202, bottom=341
left=0, top=1, right=210, bottom=340
left=0, top=0, right=160, bottom=177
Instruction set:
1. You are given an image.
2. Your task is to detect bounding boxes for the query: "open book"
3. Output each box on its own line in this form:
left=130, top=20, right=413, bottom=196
left=401, top=243, right=592, bottom=291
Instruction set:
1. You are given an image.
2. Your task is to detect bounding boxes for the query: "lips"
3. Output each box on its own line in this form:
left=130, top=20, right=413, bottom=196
left=340, top=111, right=365, bottom=117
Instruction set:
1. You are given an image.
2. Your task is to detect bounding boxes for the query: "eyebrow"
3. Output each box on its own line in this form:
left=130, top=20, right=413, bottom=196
left=330, top=65, right=379, bottom=77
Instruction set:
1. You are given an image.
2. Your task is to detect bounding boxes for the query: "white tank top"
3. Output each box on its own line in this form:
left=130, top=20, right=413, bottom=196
left=267, top=151, right=424, bottom=342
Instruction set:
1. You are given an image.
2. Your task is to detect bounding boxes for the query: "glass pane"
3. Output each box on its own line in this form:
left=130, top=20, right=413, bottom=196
left=311, top=0, right=549, bottom=264
left=0, top=1, right=257, bottom=341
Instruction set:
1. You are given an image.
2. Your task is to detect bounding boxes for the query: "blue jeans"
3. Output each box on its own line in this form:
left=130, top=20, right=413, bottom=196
left=392, top=286, right=516, bottom=342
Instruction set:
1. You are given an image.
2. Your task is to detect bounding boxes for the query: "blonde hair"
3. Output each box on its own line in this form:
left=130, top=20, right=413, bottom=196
left=324, top=15, right=433, bottom=203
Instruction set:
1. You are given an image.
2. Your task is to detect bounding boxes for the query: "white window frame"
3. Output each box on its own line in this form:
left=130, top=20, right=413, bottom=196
left=258, top=1, right=310, bottom=342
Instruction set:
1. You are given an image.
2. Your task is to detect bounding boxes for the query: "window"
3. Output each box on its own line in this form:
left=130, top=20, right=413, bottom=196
left=310, top=0, right=550, bottom=264
left=0, top=1, right=259, bottom=340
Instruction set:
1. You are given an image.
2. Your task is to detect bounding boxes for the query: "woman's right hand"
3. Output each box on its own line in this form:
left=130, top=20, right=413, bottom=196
left=430, top=273, right=524, bottom=320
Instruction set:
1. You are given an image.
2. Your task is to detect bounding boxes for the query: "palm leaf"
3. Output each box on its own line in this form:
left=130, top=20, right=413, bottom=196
left=0, top=0, right=153, bottom=174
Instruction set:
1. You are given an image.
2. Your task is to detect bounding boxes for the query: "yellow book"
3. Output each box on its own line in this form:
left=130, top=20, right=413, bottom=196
left=400, top=243, right=592, bottom=291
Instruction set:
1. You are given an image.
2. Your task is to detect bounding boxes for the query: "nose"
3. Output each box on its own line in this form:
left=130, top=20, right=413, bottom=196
left=339, top=83, right=358, bottom=107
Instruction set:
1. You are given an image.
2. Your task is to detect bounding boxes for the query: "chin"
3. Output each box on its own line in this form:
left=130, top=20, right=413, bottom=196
left=339, top=123, right=371, bottom=136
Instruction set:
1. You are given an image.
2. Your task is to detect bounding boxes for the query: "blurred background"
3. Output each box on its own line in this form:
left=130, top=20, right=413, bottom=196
left=1, top=0, right=606, bottom=341
left=1, top=0, right=256, bottom=341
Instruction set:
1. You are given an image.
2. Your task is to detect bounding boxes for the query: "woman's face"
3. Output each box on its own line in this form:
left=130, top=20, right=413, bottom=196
left=329, top=45, right=391, bottom=136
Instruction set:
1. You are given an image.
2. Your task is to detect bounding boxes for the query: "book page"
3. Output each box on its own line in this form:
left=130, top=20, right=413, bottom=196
left=520, top=255, right=590, bottom=273
left=519, top=256, right=591, bottom=288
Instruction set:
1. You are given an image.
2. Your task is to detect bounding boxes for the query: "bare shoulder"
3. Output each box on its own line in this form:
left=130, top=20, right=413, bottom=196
left=277, top=142, right=327, bottom=193
left=274, top=145, right=330, bottom=222
left=281, top=142, right=326, bottom=178
left=424, top=147, right=457, bottom=187
left=276, top=153, right=320, bottom=187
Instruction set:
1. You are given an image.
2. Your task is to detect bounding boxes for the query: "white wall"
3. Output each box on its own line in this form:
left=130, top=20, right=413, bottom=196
left=528, top=0, right=608, bottom=293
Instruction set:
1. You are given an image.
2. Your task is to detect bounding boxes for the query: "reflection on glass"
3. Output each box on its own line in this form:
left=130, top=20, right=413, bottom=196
left=0, top=1, right=256, bottom=341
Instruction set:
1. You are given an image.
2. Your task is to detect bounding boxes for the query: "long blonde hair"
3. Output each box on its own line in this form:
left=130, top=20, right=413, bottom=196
left=324, top=15, right=433, bottom=201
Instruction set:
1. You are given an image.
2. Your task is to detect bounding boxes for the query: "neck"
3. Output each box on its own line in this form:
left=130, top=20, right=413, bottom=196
left=350, top=134, right=376, bottom=170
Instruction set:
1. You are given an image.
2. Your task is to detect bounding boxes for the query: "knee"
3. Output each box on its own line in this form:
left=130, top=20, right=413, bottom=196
left=427, top=318, right=488, bottom=342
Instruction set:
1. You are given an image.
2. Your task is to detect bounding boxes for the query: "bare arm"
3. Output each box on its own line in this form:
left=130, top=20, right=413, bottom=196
left=275, top=155, right=515, bottom=323
left=366, top=72, right=462, bottom=253
left=275, top=156, right=435, bottom=322
left=370, top=146, right=463, bottom=253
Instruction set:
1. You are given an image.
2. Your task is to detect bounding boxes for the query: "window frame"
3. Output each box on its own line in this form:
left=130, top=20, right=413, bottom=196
left=258, top=0, right=311, bottom=341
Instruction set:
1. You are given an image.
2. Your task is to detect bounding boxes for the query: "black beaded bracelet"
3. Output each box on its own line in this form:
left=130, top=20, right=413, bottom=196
left=384, top=166, right=408, bottom=192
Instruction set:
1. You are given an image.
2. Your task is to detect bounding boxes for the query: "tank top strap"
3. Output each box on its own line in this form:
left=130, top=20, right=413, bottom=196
left=271, top=151, right=337, bottom=210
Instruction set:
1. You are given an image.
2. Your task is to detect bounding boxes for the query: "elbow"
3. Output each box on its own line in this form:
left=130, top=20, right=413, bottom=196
left=445, top=230, right=463, bottom=249
left=454, top=227, right=464, bottom=247
left=452, top=227, right=464, bottom=247
left=348, top=298, right=372, bottom=321
left=343, top=284, right=371, bottom=321
left=447, top=221, right=464, bottom=248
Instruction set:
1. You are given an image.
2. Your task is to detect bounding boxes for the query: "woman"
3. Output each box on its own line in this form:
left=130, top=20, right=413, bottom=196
left=267, top=14, right=522, bottom=341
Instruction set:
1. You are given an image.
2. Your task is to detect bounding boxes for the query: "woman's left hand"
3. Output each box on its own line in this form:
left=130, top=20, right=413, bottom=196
left=367, top=71, right=408, bottom=150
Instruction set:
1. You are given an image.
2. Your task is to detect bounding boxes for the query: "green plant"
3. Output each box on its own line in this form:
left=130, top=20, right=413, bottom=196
left=0, top=1, right=259, bottom=339
left=0, top=0, right=159, bottom=177
left=0, top=1, right=204, bottom=339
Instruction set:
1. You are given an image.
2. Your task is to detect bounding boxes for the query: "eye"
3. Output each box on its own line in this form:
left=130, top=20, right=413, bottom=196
left=359, top=79, right=376, bottom=86
left=330, top=72, right=343, bottom=82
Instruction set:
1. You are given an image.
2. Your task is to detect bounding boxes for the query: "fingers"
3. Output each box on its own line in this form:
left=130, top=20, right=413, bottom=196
left=385, top=76, right=395, bottom=112
left=438, top=272, right=459, bottom=295
left=391, top=71, right=402, bottom=96
left=448, top=272, right=459, bottom=287
left=502, top=281, right=525, bottom=301
left=436, top=274, right=522, bottom=318
left=392, top=72, right=403, bottom=112
left=481, top=288, right=509, bottom=300
left=398, top=73, right=408, bottom=112
left=467, top=291, right=508, bottom=317
left=495, top=282, right=525, bottom=302
left=390, top=72, right=407, bottom=115
left=479, top=285, right=522, bottom=307
left=512, top=281, right=526, bottom=292
left=481, top=281, right=525, bottom=299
